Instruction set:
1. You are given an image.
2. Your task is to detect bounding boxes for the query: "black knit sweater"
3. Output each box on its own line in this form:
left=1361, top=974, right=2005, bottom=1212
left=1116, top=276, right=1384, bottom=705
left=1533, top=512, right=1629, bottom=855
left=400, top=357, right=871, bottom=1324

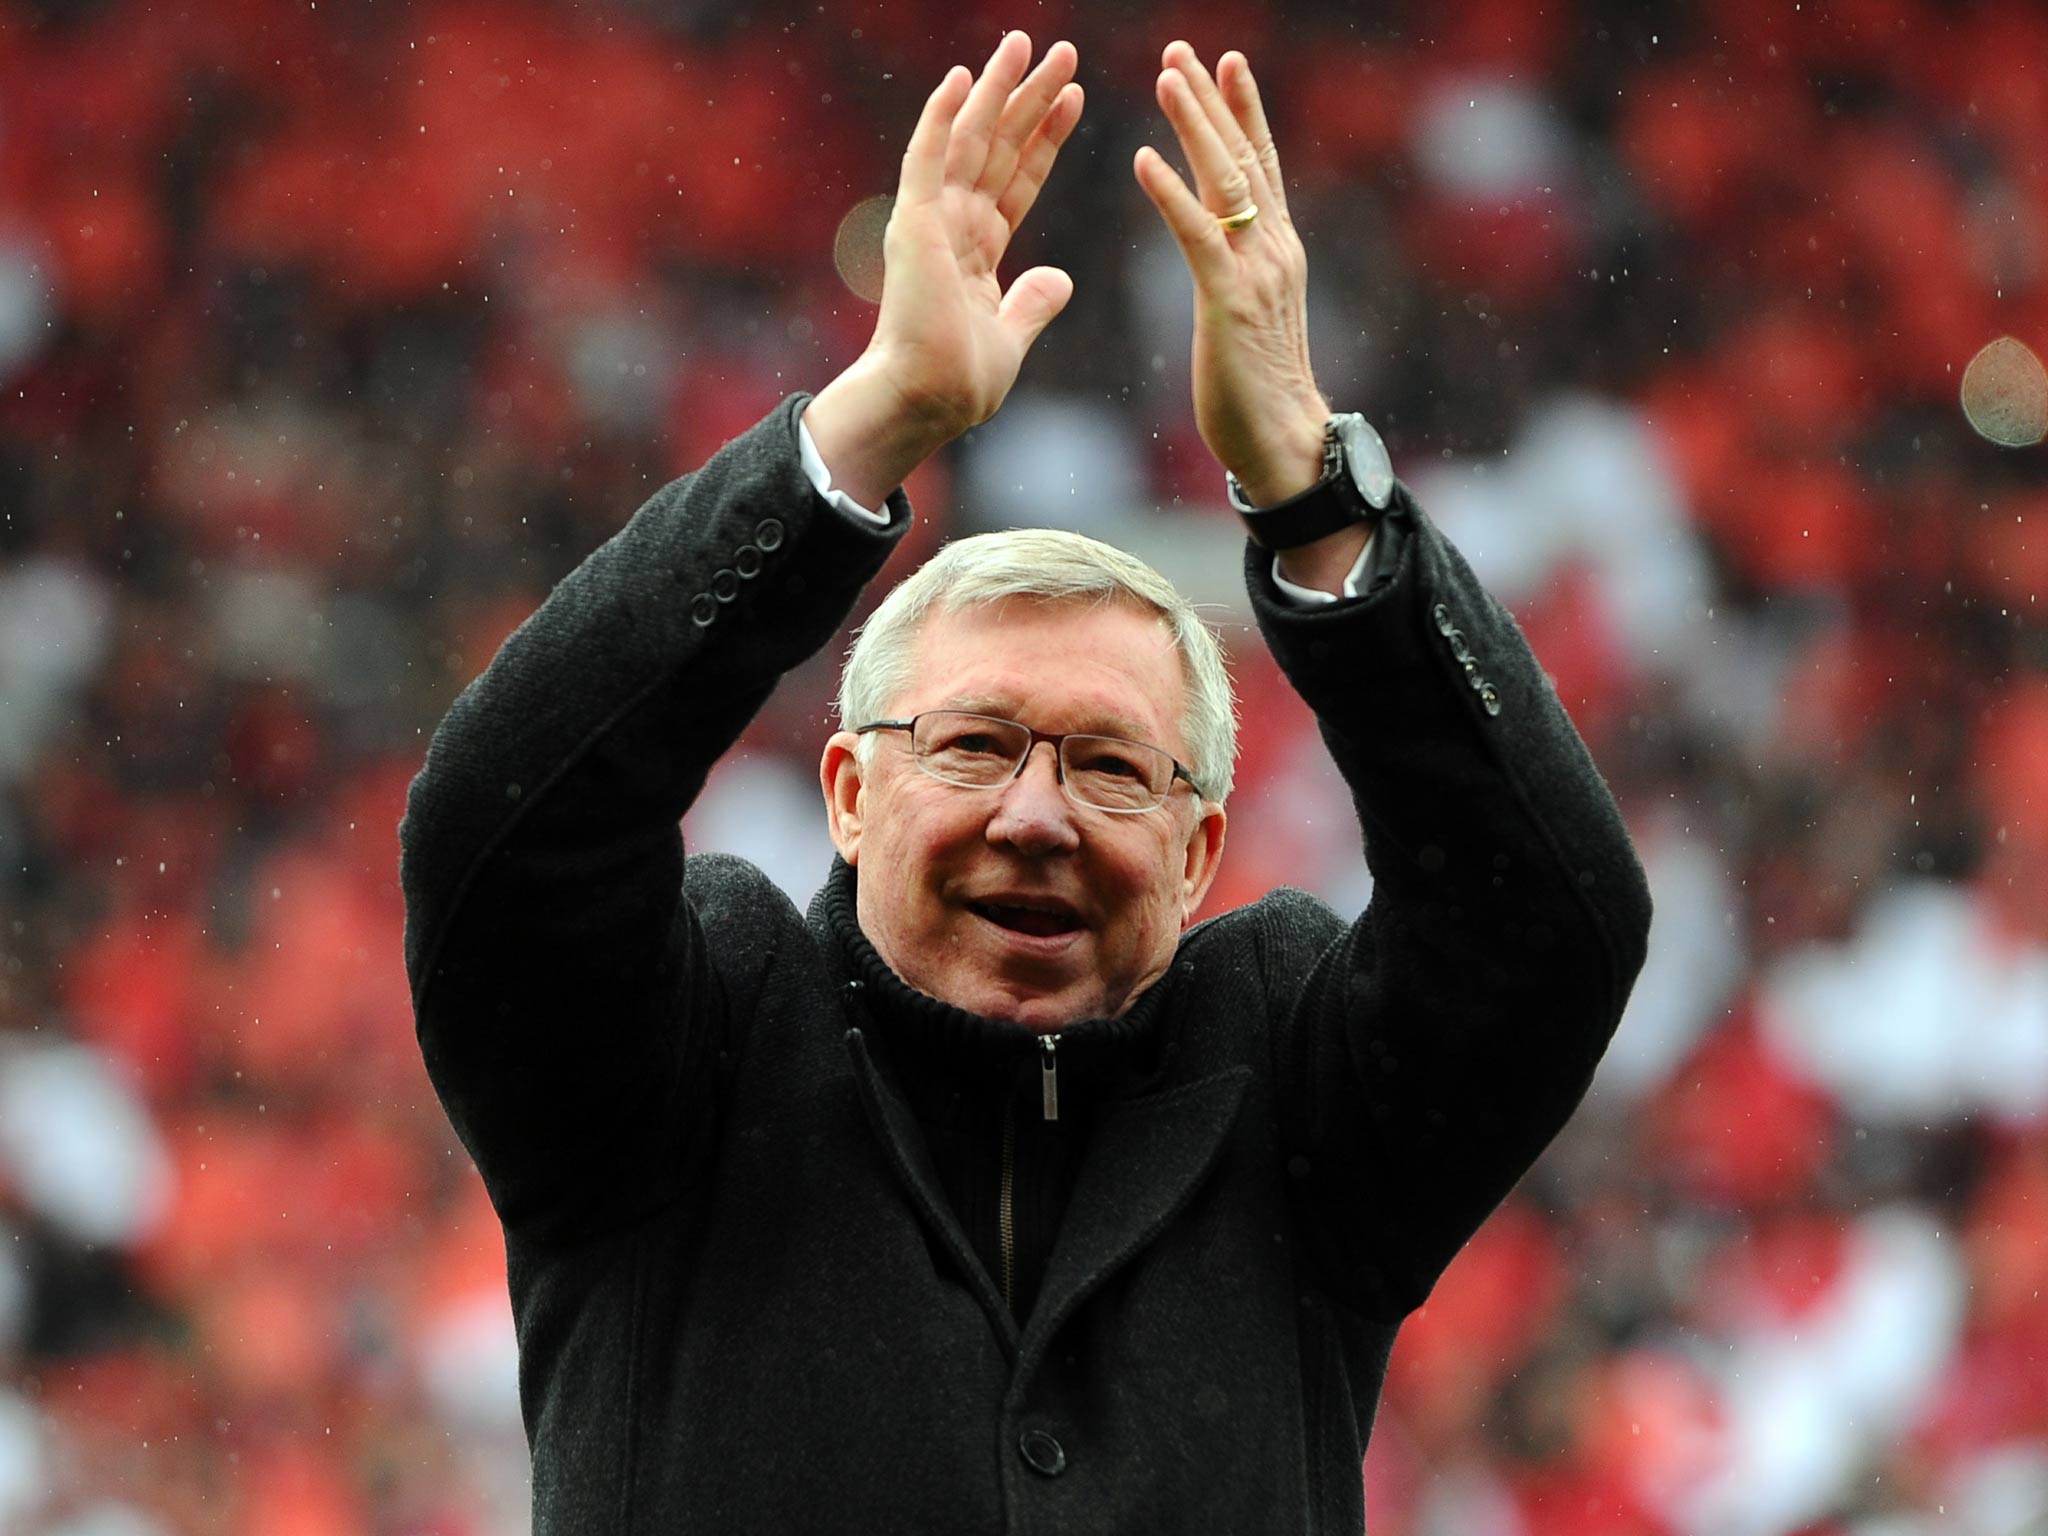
left=821, top=858, right=1175, bottom=1319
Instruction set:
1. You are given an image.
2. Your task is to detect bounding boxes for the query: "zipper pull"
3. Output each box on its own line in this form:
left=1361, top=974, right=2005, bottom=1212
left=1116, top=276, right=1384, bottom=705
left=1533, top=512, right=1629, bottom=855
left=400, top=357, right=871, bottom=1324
left=1040, top=1034, right=1060, bottom=1122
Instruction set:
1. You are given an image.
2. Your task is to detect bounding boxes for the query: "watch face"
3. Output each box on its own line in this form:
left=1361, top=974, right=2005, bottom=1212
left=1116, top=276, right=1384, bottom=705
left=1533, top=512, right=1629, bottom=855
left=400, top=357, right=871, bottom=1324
left=1334, top=414, right=1395, bottom=510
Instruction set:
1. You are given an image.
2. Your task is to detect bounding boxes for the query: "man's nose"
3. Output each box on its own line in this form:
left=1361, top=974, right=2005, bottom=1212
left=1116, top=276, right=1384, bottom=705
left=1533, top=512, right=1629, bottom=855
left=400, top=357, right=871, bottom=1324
left=985, top=741, right=1081, bottom=854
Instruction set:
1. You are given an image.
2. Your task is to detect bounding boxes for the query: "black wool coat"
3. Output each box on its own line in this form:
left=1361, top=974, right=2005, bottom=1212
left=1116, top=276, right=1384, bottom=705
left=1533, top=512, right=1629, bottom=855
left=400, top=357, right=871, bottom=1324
left=399, top=395, right=1652, bottom=1535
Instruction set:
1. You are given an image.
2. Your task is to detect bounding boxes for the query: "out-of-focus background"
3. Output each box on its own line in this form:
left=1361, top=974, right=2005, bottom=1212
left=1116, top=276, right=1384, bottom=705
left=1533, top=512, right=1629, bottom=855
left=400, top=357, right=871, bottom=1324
left=2, top=0, right=2046, bottom=1530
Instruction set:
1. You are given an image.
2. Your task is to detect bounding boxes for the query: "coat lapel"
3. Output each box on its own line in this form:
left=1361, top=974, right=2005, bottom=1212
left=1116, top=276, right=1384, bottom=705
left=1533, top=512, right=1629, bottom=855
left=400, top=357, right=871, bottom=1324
left=844, top=1027, right=1022, bottom=1354
left=1020, top=1065, right=1251, bottom=1371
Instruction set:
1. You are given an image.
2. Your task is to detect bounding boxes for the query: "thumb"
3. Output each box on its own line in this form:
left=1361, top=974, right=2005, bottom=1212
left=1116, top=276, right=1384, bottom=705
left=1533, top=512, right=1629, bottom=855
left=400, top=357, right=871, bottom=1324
left=997, top=265, right=1075, bottom=353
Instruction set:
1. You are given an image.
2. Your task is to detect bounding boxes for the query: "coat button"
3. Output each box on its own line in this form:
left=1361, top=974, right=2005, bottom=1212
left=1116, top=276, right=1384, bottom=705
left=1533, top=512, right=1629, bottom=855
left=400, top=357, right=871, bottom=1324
left=1018, top=1429, right=1067, bottom=1477
left=689, top=594, right=717, bottom=627
left=755, top=518, right=785, bottom=551
left=711, top=567, right=739, bottom=602
left=1432, top=603, right=1456, bottom=636
left=734, top=544, right=763, bottom=578
left=1479, top=683, right=1502, bottom=716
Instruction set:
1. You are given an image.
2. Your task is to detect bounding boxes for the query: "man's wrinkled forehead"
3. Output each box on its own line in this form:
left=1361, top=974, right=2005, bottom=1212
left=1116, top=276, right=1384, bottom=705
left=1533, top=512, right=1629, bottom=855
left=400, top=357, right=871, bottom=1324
left=906, top=593, right=1185, bottom=722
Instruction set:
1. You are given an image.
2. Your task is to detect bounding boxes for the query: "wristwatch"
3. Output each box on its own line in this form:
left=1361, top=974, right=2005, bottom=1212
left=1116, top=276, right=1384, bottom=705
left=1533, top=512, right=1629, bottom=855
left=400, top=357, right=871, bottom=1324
left=1227, top=412, right=1396, bottom=550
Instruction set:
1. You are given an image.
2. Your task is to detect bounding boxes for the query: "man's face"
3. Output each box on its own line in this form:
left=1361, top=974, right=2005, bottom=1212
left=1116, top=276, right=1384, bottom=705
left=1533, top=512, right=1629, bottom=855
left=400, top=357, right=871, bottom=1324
left=822, top=596, right=1227, bottom=1031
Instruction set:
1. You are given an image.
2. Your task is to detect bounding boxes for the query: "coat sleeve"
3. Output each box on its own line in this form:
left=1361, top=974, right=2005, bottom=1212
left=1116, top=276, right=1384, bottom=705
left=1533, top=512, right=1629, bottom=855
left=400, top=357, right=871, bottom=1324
left=1246, top=486, right=1653, bottom=1322
left=398, top=396, right=910, bottom=1242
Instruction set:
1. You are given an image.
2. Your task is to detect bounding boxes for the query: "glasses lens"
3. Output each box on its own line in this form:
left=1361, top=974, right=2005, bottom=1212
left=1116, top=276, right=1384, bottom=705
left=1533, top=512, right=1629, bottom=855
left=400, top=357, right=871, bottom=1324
left=1061, top=735, right=1172, bottom=811
left=911, top=712, right=1028, bottom=786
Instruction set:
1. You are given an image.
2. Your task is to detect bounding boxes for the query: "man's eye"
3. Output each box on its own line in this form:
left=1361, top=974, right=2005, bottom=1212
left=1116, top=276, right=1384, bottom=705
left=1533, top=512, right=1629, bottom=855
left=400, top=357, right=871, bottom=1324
left=1076, top=750, right=1148, bottom=780
left=932, top=731, right=1008, bottom=756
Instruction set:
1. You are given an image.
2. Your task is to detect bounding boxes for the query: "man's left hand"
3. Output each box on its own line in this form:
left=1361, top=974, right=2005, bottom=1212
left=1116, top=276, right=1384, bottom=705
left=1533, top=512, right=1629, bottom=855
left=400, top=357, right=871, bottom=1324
left=1134, top=43, right=1331, bottom=511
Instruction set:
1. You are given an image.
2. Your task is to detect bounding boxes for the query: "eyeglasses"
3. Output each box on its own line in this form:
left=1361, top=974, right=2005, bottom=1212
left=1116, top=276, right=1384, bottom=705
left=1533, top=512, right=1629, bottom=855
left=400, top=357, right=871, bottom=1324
left=853, top=710, right=1199, bottom=814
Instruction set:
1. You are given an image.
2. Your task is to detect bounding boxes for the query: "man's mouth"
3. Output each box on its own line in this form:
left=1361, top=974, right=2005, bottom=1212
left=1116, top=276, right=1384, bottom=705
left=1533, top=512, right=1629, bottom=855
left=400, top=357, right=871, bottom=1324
left=969, top=901, right=1084, bottom=939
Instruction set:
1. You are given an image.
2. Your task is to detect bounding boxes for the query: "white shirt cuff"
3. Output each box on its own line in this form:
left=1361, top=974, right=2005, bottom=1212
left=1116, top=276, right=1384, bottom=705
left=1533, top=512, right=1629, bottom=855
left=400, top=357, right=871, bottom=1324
left=1268, top=532, right=1379, bottom=604
left=796, top=407, right=891, bottom=526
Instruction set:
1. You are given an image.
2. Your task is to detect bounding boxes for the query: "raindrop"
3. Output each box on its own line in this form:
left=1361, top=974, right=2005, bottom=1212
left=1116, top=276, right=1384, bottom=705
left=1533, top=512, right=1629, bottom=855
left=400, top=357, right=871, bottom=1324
left=1960, top=336, right=2048, bottom=447
left=833, top=194, right=893, bottom=304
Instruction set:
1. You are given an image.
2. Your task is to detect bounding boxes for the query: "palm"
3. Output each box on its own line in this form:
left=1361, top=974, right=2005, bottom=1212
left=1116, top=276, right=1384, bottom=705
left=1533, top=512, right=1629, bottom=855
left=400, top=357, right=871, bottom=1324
left=1134, top=44, right=1330, bottom=505
left=885, top=192, right=1016, bottom=419
left=868, top=35, right=1082, bottom=439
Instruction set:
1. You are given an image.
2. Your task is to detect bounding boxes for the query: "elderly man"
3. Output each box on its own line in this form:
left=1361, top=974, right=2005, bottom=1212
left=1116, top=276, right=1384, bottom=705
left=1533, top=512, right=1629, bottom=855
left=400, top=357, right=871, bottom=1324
left=400, top=33, right=1651, bottom=1536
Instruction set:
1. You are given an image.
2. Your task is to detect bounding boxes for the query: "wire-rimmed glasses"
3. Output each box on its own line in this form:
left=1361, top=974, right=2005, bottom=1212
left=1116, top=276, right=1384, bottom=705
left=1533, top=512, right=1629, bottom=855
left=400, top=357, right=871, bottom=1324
left=853, top=710, right=1197, bottom=814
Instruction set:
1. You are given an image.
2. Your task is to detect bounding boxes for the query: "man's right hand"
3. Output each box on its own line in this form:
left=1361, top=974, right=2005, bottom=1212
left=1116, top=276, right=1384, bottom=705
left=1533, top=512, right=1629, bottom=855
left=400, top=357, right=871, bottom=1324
left=804, top=33, right=1083, bottom=511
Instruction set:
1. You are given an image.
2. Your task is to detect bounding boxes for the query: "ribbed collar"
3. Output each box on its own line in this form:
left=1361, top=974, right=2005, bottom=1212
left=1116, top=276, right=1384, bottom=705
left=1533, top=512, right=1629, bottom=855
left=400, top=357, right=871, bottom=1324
left=812, top=858, right=1177, bottom=1126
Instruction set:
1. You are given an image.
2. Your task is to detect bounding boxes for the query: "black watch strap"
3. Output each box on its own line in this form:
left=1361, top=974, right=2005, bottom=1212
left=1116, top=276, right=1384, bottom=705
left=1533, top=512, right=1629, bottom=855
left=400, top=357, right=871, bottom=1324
left=1229, top=413, right=1396, bottom=551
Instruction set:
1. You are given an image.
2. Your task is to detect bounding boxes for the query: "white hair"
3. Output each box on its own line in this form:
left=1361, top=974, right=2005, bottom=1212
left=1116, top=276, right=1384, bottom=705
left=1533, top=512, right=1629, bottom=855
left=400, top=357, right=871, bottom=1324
left=837, top=529, right=1239, bottom=803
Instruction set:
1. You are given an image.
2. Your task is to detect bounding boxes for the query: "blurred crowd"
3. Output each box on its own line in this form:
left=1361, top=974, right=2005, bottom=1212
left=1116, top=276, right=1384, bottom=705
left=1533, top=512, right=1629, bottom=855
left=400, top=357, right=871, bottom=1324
left=3, top=0, right=2046, bottom=1531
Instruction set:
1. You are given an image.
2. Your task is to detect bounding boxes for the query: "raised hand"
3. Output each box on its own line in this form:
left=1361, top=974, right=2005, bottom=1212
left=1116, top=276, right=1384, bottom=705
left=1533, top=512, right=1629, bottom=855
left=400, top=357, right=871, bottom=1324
left=806, top=34, right=1083, bottom=509
left=1134, top=44, right=1331, bottom=512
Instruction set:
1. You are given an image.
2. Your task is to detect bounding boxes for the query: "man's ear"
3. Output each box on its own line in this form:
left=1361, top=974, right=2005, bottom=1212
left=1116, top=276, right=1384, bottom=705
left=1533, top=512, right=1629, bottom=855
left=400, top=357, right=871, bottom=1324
left=1179, top=801, right=1228, bottom=924
left=820, top=732, right=867, bottom=865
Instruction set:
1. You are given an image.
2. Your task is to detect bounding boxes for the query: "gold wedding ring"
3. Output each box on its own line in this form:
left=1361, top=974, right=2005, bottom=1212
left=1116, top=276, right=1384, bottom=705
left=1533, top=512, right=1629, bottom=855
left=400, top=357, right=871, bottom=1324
left=1217, top=203, right=1259, bottom=232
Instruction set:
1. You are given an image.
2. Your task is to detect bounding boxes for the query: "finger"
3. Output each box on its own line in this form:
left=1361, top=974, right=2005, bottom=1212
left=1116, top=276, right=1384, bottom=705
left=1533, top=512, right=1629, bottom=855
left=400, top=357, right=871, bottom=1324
left=1218, top=51, right=1288, bottom=221
left=1157, top=69, right=1258, bottom=224
left=994, top=82, right=1084, bottom=232
left=997, top=264, right=1075, bottom=353
left=977, top=39, right=1077, bottom=200
left=944, top=31, right=1033, bottom=192
left=1161, top=41, right=1274, bottom=215
left=1132, top=145, right=1234, bottom=288
left=900, top=65, right=973, bottom=207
